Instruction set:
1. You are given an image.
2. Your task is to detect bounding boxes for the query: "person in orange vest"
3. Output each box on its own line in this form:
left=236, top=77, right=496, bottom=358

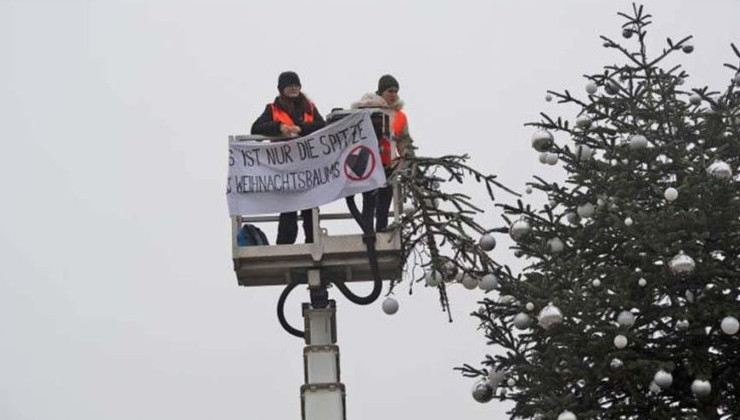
left=251, top=71, right=326, bottom=244
left=350, top=74, right=410, bottom=232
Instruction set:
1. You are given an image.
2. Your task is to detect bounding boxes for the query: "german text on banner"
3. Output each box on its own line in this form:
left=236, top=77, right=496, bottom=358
left=226, top=111, right=386, bottom=216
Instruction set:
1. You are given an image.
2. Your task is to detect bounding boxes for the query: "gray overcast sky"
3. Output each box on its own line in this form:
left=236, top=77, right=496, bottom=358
left=1, top=1, right=738, bottom=419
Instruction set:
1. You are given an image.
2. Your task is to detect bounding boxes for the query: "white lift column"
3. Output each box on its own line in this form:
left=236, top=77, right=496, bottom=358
left=300, top=269, right=346, bottom=420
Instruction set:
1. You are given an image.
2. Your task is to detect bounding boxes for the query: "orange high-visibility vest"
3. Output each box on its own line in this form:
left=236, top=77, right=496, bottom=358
left=270, top=103, right=315, bottom=126
left=380, top=110, right=408, bottom=167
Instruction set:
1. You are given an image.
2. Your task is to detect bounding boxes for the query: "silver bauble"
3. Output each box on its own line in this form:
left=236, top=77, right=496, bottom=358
left=548, top=237, right=565, bottom=254
left=707, top=161, right=733, bottom=180
left=509, top=218, right=531, bottom=241
left=721, top=316, right=740, bottom=335
left=585, top=82, right=597, bottom=94
left=613, top=334, right=628, bottom=349
left=471, top=380, right=494, bottom=403
left=558, top=410, right=577, bottom=420
left=676, top=319, right=690, bottom=330
left=479, top=234, right=496, bottom=251
left=461, top=274, right=478, bottom=290
left=525, top=302, right=535, bottom=311
left=617, top=310, right=636, bottom=328
left=576, top=202, right=595, bottom=218
left=531, top=130, right=555, bottom=152
left=605, top=80, right=620, bottom=95
left=592, top=279, right=601, bottom=287
left=624, top=217, right=633, bottom=226
left=425, top=269, right=442, bottom=287
left=545, top=153, right=559, bottom=165
left=664, top=187, right=678, bottom=202
left=629, top=134, right=649, bottom=150
left=538, top=152, right=548, bottom=164
left=609, top=358, right=624, bottom=369
left=525, top=186, right=533, bottom=194
left=638, top=278, right=647, bottom=287
left=545, top=94, right=553, bottom=102
left=538, top=305, right=563, bottom=330
left=691, top=379, right=711, bottom=397
left=682, top=44, right=694, bottom=54
left=575, top=144, right=593, bottom=161
left=566, top=212, right=581, bottom=225
left=381, top=297, right=399, bottom=315
left=479, top=274, right=498, bottom=291
left=689, top=93, right=702, bottom=105
left=513, top=312, right=532, bottom=330
left=506, top=378, right=516, bottom=387
left=622, top=28, right=633, bottom=38
left=575, top=115, right=592, bottom=129
left=669, top=251, right=695, bottom=276
left=654, top=370, right=673, bottom=388
left=402, top=202, right=416, bottom=216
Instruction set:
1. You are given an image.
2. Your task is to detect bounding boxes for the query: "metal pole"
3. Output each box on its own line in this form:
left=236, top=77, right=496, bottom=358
left=300, top=269, right=346, bottom=420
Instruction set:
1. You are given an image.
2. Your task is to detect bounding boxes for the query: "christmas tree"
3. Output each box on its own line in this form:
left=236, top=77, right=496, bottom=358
left=456, top=5, right=740, bottom=419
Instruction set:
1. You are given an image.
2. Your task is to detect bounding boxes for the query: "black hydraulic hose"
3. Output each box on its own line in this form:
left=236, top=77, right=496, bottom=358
left=331, top=196, right=383, bottom=305
left=277, top=280, right=305, bottom=338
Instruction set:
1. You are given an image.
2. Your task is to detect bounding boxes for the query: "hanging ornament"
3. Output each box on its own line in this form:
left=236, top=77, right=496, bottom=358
left=558, top=410, right=577, bottom=420
left=721, top=316, right=740, bottom=335
left=531, top=130, right=555, bottom=152
left=624, top=217, right=633, bottom=226
left=664, top=187, right=678, bottom=202
left=653, top=370, right=673, bottom=388
left=461, top=274, right=478, bottom=290
left=566, top=212, right=581, bottom=225
left=402, top=203, right=416, bottom=216
left=638, top=278, right=647, bottom=287
left=479, top=234, right=496, bottom=251
left=682, top=44, right=694, bottom=54
left=676, top=319, right=690, bottom=330
left=575, top=115, right=592, bottom=129
left=545, top=94, right=553, bottom=102
left=613, top=334, right=628, bottom=349
left=691, top=379, right=711, bottom=397
left=622, top=28, right=633, bottom=38
left=577, top=202, right=595, bottom=218
left=425, top=269, right=442, bottom=287
left=513, top=312, right=532, bottom=330
left=382, top=297, right=399, bottom=315
left=539, top=152, right=548, bottom=164
left=629, top=134, right=649, bottom=150
left=525, top=186, right=533, bottom=194
left=509, top=218, right=531, bottom=241
left=546, top=153, right=559, bottom=165
left=617, top=311, right=636, bottom=328
left=525, top=302, right=535, bottom=311
left=506, top=378, right=516, bottom=387
left=575, top=144, right=593, bottom=161
left=585, top=82, right=597, bottom=94
left=609, top=358, right=624, bottom=369
left=669, top=251, right=696, bottom=276
left=548, top=198, right=557, bottom=207
left=471, top=380, right=494, bottom=403
left=689, top=93, right=701, bottom=105
left=538, top=305, right=564, bottom=330
left=547, top=237, right=565, bottom=254
left=707, top=161, right=733, bottom=180
left=479, top=274, right=498, bottom=291
left=592, top=279, right=601, bottom=287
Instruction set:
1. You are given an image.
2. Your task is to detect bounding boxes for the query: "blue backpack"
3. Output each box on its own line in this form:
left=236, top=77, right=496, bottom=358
left=237, top=224, right=269, bottom=246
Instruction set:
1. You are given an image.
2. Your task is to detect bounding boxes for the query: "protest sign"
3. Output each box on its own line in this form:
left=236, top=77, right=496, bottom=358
left=227, top=111, right=386, bottom=216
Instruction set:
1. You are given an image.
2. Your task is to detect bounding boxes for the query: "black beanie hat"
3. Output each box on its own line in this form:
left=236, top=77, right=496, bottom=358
left=278, top=71, right=301, bottom=91
left=376, top=74, right=399, bottom=95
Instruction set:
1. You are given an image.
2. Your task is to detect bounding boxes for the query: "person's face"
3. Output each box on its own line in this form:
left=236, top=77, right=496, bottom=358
left=283, top=84, right=301, bottom=98
left=381, top=87, right=398, bottom=105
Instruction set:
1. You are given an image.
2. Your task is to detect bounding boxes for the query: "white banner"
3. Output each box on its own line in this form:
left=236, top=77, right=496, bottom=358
left=226, top=111, right=387, bottom=216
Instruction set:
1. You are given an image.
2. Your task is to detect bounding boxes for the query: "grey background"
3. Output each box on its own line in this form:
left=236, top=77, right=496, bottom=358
left=1, top=1, right=738, bottom=419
